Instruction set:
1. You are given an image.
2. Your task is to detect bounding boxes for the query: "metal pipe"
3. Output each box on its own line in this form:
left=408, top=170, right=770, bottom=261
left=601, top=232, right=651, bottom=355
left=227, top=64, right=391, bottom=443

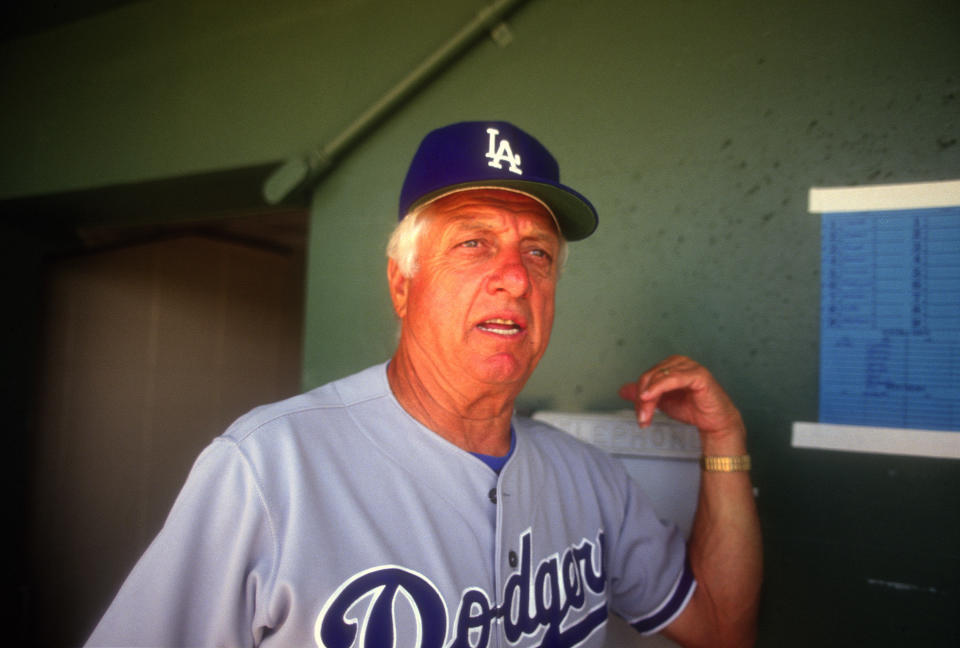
left=263, top=0, right=528, bottom=205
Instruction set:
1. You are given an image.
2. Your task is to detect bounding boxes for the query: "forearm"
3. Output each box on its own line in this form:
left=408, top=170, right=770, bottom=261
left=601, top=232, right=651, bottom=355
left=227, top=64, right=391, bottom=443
left=684, top=423, right=763, bottom=647
left=620, top=357, right=763, bottom=646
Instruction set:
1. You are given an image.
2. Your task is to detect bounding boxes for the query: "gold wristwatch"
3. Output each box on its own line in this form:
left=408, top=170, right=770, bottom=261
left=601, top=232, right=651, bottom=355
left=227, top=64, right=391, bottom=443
left=700, top=455, right=751, bottom=472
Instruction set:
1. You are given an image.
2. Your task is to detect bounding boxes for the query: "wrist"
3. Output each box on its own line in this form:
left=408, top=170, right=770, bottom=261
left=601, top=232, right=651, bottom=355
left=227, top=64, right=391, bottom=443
left=699, top=424, right=748, bottom=456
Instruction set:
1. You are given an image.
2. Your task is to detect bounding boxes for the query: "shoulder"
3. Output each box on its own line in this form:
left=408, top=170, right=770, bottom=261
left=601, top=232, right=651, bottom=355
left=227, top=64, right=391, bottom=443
left=191, top=363, right=404, bottom=512
left=221, top=363, right=392, bottom=446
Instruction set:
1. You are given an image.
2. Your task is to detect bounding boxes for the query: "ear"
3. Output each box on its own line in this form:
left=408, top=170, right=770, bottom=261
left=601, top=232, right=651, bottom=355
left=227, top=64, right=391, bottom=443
left=387, top=257, right=409, bottom=319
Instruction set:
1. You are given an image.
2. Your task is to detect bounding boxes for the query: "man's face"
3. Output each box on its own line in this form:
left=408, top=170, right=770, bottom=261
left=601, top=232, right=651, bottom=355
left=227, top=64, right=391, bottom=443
left=389, top=189, right=561, bottom=392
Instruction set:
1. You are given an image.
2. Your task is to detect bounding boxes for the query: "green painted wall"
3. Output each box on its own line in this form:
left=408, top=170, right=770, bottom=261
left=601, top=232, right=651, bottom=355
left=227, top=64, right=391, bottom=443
left=0, top=0, right=486, bottom=198
left=3, top=0, right=959, bottom=645
left=303, top=1, right=960, bottom=644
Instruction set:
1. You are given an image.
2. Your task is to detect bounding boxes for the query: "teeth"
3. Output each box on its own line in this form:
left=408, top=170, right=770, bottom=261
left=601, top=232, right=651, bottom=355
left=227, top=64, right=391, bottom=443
left=478, top=319, right=522, bottom=336
left=479, top=327, right=520, bottom=336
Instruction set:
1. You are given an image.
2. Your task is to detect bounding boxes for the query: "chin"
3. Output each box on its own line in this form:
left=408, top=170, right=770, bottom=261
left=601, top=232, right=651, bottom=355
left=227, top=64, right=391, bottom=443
left=474, top=355, right=536, bottom=387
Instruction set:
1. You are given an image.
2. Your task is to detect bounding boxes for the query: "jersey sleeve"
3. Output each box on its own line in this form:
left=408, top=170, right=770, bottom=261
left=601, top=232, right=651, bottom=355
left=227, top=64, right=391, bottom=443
left=84, top=438, right=277, bottom=648
left=605, top=460, right=697, bottom=636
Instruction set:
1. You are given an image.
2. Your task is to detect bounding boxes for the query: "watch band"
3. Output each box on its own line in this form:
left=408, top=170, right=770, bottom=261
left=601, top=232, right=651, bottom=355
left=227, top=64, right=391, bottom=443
left=700, top=455, right=751, bottom=472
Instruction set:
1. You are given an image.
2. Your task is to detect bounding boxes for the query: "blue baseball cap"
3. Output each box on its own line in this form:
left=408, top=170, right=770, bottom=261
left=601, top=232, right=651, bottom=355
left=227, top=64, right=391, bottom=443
left=398, top=121, right=598, bottom=241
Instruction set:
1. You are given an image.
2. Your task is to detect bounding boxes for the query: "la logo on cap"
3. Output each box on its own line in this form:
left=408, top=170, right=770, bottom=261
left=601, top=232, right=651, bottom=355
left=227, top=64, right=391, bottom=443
left=485, top=128, right=522, bottom=175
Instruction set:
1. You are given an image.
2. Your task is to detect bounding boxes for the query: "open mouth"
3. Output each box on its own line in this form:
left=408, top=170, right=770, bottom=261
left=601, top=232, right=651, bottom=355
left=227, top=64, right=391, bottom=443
left=477, top=318, right=524, bottom=336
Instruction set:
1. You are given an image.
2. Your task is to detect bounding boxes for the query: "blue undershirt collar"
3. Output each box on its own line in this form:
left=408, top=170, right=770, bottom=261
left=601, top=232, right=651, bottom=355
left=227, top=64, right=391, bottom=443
left=469, top=426, right=515, bottom=474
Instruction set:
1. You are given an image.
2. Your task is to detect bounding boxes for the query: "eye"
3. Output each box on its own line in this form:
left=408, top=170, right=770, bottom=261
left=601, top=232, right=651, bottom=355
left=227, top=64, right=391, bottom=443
left=527, top=247, right=553, bottom=262
left=459, top=239, right=481, bottom=248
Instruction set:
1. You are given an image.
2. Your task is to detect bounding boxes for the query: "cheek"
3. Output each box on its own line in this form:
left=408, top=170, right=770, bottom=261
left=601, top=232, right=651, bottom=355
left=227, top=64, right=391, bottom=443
left=407, top=271, right=474, bottom=327
left=534, top=282, right=557, bottom=331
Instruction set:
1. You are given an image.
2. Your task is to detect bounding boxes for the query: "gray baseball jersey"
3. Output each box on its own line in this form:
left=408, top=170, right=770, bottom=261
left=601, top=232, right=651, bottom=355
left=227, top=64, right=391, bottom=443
left=86, top=363, right=695, bottom=647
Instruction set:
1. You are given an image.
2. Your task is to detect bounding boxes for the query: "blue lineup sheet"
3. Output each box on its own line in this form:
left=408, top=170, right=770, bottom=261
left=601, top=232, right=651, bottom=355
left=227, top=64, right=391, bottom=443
left=819, top=206, right=960, bottom=432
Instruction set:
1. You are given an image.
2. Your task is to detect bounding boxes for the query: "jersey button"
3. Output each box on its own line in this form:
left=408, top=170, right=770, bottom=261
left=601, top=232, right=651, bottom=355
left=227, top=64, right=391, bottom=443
left=508, top=550, right=518, bottom=568
left=488, top=488, right=497, bottom=504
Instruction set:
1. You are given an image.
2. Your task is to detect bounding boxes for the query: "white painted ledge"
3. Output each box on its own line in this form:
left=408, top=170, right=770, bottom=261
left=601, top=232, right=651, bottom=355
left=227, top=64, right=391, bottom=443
left=808, top=179, right=960, bottom=212
left=792, top=421, right=960, bottom=459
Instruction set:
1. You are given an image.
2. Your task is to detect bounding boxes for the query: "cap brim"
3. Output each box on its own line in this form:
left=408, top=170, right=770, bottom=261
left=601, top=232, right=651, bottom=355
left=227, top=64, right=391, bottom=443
left=408, top=179, right=598, bottom=242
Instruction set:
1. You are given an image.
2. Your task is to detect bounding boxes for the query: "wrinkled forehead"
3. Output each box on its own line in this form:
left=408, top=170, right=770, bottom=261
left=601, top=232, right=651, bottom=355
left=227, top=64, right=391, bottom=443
left=421, top=188, right=562, bottom=237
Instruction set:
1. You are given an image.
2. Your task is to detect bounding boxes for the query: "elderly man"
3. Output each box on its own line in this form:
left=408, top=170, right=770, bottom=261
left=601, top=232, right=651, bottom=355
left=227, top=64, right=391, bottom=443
left=86, top=122, right=761, bottom=647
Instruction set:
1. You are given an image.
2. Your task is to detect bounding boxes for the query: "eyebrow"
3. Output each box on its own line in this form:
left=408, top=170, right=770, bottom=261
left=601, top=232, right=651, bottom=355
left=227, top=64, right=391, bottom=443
left=445, top=214, right=558, bottom=237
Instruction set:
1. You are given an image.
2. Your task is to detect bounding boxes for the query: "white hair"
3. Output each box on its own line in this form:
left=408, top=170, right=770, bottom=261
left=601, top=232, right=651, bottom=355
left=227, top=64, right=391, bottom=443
left=386, top=205, right=434, bottom=278
left=385, top=205, right=569, bottom=279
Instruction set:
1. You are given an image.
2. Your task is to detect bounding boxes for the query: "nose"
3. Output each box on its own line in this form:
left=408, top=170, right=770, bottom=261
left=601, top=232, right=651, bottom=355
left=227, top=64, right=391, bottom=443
left=487, top=247, right=531, bottom=298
